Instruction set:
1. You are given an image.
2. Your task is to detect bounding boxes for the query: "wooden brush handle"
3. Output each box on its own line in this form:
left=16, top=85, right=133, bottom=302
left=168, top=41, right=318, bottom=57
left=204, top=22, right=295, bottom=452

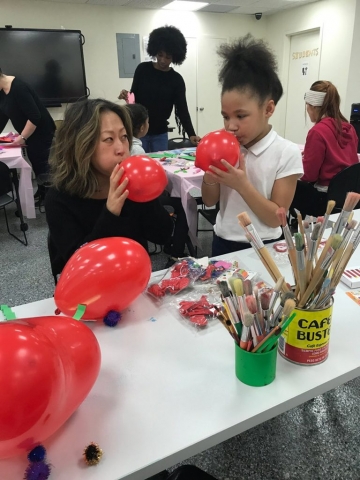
left=297, top=213, right=307, bottom=255
left=298, top=267, right=325, bottom=308
left=252, top=326, right=279, bottom=353
left=260, top=247, right=290, bottom=293
left=313, top=236, right=333, bottom=278
left=288, top=248, right=299, bottom=285
left=332, top=244, right=353, bottom=288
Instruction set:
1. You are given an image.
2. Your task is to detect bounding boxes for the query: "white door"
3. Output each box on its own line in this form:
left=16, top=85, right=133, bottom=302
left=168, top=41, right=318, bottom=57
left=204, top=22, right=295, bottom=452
left=284, top=30, right=320, bottom=144
left=168, top=37, right=197, bottom=139
left=197, top=36, right=227, bottom=137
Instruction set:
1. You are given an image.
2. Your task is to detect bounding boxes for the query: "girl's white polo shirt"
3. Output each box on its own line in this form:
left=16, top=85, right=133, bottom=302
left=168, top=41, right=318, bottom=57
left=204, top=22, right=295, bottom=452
left=214, top=128, right=304, bottom=243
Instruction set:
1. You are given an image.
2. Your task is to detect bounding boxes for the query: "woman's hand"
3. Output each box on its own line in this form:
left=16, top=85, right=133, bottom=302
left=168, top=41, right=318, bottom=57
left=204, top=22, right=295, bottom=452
left=206, top=155, right=248, bottom=193
left=11, top=135, right=26, bottom=146
left=118, top=89, right=129, bottom=101
left=106, top=164, right=129, bottom=216
left=190, top=135, right=201, bottom=146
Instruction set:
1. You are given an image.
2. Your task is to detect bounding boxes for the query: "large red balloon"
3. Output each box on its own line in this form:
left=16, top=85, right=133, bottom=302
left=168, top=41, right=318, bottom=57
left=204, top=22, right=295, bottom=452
left=54, top=237, right=152, bottom=320
left=0, top=316, right=100, bottom=458
left=195, top=129, right=239, bottom=172
left=122, top=155, right=167, bottom=202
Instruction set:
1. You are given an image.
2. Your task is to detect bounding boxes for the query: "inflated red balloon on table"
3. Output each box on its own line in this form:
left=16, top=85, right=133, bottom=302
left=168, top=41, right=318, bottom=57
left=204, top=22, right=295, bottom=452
left=0, top=315, right=100, bottom=459
left=195, top=129, right=239, bottom=172
left=121, top=155, right=167, bottom=202
left=54, top=237, right=152, bottom=320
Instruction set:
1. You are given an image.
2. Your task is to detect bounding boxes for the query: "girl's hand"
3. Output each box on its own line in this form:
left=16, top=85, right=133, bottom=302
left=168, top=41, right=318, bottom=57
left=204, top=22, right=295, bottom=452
left=206, top=155, right=248, bottom=192
left=106, top=164, right=129, bottom=216
left=118, top=89, right=129, bottom=101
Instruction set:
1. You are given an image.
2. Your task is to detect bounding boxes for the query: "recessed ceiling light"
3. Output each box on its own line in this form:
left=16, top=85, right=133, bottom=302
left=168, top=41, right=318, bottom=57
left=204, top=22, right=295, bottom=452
left=162, top=1, right=209, bottom=12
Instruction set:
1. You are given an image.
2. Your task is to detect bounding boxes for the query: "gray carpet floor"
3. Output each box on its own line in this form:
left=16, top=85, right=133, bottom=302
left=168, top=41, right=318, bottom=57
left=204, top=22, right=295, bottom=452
left=1, top=199, right=359, bottom=480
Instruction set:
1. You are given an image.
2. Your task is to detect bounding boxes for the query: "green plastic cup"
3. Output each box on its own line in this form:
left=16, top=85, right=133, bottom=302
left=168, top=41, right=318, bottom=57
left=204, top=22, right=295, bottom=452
left=235, top=342, right=278, bottom=387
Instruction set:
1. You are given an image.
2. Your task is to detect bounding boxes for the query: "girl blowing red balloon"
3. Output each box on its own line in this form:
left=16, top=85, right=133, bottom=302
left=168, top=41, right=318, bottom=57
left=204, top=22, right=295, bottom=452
left=201, top=34, right=303, bottom=256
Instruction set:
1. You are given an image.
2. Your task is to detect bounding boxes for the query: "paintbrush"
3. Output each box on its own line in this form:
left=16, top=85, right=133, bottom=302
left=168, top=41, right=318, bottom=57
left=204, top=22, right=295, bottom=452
left=253, top=285, right=266, bottom=334
left=216, top=311, right=240, bottom=344
left=294, top=233, right=307, bottom=297
left=257, top=300, right=297, bottom=353
left=305, top=222, right=321, bottom=284
left=239, top=311, right=254, bottom=350
left=270, top=291, right=296, bottom=327
left=331, top=192, right=360, bottom=235
left=259, top=287, right=273, bottom=333
left=218, top=280, right=239, bottom=323
left=276, top=207, right=298, bottom=284
left=268, top=276, right=284, bottom=313
left=298, top=234, right=343, bottom=308
left=308, top=277, right=331, bottom=308
left=238, top=212, right=290, bottom=293
left=331, top=227, right=360, bottom=287
left=330, top=219, right=357, bottom=272
left=315, top=200, right=336, bottom=252
left=303, top=221, right=311, bottom=250
left=315, top=288, right=335, bottom=308
left=293, top=208, right=306, bottom=253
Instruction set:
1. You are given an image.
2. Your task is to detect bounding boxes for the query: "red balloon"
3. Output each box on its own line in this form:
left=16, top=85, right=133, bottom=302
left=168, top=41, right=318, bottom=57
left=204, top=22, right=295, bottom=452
left=54, top=237, right=152, bottom=320
left=195, top=129, right=239, bottom=172
left=122, top=155, right=167, bottom=202
left=0, top=316, right=100, bottom=458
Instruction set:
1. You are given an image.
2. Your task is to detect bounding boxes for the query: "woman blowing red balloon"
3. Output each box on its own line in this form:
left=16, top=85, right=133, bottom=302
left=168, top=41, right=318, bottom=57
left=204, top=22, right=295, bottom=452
left=45, top=98, right=173, bottom=274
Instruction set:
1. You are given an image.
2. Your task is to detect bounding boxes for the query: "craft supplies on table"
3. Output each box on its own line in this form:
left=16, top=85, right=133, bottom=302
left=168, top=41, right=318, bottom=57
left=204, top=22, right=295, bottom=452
left=340, top=266, right=360, bottom=288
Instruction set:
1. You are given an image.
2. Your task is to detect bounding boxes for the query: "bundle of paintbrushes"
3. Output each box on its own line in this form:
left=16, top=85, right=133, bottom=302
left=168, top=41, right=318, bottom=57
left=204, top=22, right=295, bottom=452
left=215, top=276, right=296, bottom=354
left=237, top=192, right=360, bottom=312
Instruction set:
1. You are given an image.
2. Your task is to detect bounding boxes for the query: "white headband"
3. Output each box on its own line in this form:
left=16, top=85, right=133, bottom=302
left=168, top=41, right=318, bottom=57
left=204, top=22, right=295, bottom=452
left=304, top=91, right=326, bottom=107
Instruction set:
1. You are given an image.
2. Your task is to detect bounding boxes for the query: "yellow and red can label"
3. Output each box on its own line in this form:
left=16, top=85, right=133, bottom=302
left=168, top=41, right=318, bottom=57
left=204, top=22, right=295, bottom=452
left=278, top=304, right=333, bottom=365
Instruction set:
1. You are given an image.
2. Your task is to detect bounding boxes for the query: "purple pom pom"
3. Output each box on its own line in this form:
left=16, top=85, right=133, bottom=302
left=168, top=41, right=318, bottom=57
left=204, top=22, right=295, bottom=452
left=27, top=445, right=46, bottom=463
left=103, top=310, right=121, bottom=327
left=24, top=462, right=51, bottom=480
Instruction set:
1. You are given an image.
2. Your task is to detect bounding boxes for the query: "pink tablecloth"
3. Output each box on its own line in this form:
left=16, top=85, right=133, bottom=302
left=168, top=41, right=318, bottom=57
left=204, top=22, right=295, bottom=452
left=162, top=163, right=204, bottom=245
left=0, top=147, right=36, bottom=218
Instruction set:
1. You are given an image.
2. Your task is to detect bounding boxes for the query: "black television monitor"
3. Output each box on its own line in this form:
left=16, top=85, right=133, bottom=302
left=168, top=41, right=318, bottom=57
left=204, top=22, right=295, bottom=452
left=0, top=28, right=88, bottom=107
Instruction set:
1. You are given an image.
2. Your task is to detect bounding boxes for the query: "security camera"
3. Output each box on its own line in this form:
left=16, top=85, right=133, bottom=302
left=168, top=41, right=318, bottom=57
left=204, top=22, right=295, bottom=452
left=255, top=13, right=262, bottom=20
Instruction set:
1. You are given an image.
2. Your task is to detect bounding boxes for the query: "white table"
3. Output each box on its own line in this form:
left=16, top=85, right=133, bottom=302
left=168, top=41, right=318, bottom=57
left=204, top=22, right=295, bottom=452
left=0, top=146, right=36, bottom=219
left=1, top=212, right=360, bottom=480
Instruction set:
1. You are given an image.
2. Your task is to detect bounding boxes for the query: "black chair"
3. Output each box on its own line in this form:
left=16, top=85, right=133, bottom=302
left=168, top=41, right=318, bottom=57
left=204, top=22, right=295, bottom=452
left=197, top=202, right=219, bottom=234
left=327, top=162, right=360, bottom=212
left=0, top=161, right=28, bottom=245
left=168, top=137, right=194, bottom=150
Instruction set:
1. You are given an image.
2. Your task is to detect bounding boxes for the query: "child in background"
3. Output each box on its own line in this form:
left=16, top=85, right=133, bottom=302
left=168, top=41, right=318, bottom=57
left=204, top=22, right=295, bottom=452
left=201, top=34, right=303, bottom=256
left=125, top=100, right=193, bottom=267
left=124, top=103, right=149, bottom=155
left=291, top=80, right=359, bottom=218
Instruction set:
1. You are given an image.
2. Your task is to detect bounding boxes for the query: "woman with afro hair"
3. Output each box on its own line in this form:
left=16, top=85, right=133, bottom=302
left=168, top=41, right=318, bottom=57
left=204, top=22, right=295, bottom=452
left=119, top=25, right=200, bottom=153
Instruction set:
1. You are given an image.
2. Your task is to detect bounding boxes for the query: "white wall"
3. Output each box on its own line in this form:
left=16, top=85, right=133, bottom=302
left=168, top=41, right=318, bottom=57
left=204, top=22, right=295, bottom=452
left=267, top=0, right=358, bottom=135
left=344, top=0, right=360, bottom=117
left=0, top=0, right=266, bottom=129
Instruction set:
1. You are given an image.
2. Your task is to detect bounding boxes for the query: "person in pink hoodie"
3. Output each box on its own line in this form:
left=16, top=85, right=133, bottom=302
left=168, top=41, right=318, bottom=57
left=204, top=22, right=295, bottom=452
left=291, top=80, right=359, bottom=218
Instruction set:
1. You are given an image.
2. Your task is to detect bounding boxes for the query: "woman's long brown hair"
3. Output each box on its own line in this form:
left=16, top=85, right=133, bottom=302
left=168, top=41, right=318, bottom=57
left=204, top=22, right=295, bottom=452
left=49, top=98, right=132, bottom=198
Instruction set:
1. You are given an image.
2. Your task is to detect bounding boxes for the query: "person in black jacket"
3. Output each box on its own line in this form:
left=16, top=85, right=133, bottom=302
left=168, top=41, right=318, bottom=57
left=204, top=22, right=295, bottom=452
left=0, top=67, right=55, bottom=177
left=45, top=98, right=173, bottom=273
left=118, top=25, right=200, bottom=153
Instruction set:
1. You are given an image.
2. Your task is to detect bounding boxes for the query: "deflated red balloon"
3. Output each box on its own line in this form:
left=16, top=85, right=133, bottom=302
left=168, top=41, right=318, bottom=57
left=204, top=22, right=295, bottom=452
left=121, top=155, right=167, bottom=202
left=195, top=129, right=239, bottom=172
left=0, top=316, right=100, bottom=458
left=54, top=237, right=152, bottom=320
